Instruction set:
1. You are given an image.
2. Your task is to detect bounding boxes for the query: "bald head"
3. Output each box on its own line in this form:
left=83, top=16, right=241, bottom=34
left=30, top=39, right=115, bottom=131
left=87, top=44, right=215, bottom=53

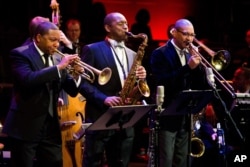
left=170, top=19, right=195, bottom=49
left=104, top=12, right=126, bottom=26
left=174, top=19, right=193, bottom=29
left=103, top=12, right=128, bottom=41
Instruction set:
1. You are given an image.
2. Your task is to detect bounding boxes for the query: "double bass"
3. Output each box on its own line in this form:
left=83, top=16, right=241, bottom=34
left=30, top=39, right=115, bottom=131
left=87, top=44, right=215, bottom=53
left=50, top=1, right=85, bottom=167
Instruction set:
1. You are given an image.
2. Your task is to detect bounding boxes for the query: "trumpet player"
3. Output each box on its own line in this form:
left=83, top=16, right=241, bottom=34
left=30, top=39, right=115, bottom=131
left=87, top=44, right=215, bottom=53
left=150, top=19, right=210, bottom=167
left=2, top=21, right=83, bottom=167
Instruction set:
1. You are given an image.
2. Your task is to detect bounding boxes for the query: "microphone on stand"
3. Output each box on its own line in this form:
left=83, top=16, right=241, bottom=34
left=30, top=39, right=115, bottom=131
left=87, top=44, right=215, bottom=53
left=147, top=85, right=164, bottom=167
left=205, top=67, right=216, bottom=89
left=156, top=85, right=164, bottom=112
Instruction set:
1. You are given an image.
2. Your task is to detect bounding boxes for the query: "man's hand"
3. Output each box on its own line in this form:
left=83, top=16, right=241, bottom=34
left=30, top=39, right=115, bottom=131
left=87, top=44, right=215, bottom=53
left=50, top=0, right=59, bottom=10
left=70, top=63, right=84, bottom=81
left=59, top=31, right=72, bottom=47
left=104, top=96, right=123, bottom=106
left=57, top=54, right=78, bottom=70
left=136, top=66, right=147, bottom=79
left=58, top=98, right=64, bottom=106
left=187, top=55, right=202, bottom=69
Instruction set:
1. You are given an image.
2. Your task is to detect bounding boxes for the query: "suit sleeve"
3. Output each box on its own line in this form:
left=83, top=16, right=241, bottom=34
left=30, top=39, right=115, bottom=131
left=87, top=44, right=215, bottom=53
left=78, top=45, right=107, bottom=108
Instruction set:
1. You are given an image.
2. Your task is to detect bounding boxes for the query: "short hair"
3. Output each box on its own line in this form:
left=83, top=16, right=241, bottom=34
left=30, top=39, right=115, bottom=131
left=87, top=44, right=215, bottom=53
left=34, top=22, right=59, bottom=36
left=29, top=16, right=50, bottom=38
left=103, top=12, right=125, bottom=26
left=103, top=13, right=115, bottom=25
left=65, top=19, right=81, bottom=29
left=240, top=67, right=250, bottom=79
left=167, top=23, right=175, bottom=39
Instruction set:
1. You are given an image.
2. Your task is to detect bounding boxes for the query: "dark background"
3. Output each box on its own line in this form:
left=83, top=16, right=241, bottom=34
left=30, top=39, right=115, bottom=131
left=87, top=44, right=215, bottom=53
left=1, top=0, right=250, bottom=164
left=1, top=0, right=250, bottom=82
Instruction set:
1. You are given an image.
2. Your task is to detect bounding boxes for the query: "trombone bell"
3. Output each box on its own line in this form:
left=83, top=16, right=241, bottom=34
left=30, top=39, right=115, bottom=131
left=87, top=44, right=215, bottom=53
left=193, top=38, right=231, bottom=71
left=211, top=50, right=231, bottom=71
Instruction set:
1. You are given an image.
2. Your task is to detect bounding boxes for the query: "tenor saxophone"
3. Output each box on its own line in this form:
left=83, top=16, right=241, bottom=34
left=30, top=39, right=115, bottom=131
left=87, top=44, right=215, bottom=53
left=119, top=32, right=150, bottom=105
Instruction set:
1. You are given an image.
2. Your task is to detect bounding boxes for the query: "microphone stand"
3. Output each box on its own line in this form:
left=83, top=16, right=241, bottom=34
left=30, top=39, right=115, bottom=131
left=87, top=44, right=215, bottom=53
left=206, top=69, right=244, bottom=167
left=148, top=103, right=163, bottom=167
left=148, top=86, right=164, bottom=167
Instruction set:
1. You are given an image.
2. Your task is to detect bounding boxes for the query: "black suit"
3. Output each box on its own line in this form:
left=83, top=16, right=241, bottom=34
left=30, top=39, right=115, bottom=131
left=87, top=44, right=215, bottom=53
left=79, top=40, right=136, bottom=167
left=3, top=42, right=79, bottom=167
left=150, top=40, right=209, bottom=167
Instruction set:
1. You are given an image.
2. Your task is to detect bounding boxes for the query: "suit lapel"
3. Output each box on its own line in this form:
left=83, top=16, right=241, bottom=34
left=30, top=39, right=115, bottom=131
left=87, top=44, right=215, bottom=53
left=167, top=41, right=183, bottom=67
left=101, top=41, right=115, bottom=66
left=100, top=41, right=122, bottom=86
left=29, top=43, right=45, bottom=70
left=124, top=47, right=135, bottom=69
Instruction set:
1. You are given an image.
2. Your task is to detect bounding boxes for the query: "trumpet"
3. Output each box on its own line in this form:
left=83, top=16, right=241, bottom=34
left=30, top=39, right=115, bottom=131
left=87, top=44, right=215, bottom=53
left=54, top=49, right=112, bottom=85
left=188, top=39, right=235, bottom=98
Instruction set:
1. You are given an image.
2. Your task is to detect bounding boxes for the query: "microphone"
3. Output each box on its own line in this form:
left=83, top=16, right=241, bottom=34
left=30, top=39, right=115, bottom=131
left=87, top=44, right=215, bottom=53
left=156, top=85, right=164, bottom=112
left=205, top=67, right=216, bottom=89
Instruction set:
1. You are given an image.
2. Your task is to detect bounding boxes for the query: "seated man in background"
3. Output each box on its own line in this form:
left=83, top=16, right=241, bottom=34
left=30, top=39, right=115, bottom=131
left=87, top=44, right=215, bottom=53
left=65, top=18, right=85, bottom=54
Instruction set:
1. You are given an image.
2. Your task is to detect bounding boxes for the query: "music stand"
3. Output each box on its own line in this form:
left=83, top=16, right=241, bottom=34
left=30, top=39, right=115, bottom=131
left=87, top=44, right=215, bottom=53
left=161, top=89, right=214, bottom=116
left=87, top=104, right=155, bottom=131
left=160, top=89, right=214, bottom=167
left=86, top=104, right=154, bottom=166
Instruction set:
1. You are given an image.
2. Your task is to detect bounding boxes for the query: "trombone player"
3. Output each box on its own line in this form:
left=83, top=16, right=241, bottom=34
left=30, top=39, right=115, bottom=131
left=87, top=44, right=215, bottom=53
left=150, top=19, right=210, bottom=167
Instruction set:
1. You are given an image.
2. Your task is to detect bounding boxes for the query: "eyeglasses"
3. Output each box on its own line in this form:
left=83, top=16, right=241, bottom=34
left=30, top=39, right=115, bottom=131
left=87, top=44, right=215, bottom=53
left=176, top=29, right=196, bottom=37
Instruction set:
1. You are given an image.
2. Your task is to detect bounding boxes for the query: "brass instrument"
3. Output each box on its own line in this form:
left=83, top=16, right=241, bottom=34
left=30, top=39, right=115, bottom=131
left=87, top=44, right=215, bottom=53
left=193, top=38, right=231, bottom=71
left=119, top=32, right=150, bottom=105
left=186, top=39, right=234, bottom=157
left=190, top=112, right=205, bottom=158
left=190, top=136, right=205, bottom=158
left=54, top=49, right=112, bottom=85
left=188, top=40, right=236, bottom=98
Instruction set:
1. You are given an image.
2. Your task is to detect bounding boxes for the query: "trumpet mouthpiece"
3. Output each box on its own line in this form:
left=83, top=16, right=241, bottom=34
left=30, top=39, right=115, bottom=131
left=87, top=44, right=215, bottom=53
left=125, top=31, right=133, bottom=37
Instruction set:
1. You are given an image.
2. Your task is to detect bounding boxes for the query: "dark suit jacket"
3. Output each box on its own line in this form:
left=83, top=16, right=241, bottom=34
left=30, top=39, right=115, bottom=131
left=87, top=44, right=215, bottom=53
left=79, top=40, right=136, bottom=135
left=150, top=40, right=209, bottom=131
left=2, top=42, right=79, bottom=141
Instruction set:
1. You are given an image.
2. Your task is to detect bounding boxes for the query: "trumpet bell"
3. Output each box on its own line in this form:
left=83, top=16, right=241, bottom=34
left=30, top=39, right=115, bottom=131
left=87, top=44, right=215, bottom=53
left=98, top=67, right=112, bottom=85
left=211, top=50, right=231, bottom=71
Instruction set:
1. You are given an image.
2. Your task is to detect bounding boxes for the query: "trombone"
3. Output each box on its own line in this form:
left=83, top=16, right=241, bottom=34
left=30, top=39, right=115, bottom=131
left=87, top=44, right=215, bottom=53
left=193, top=38, right=231, bottom=71
left=188, top=38, right=236, bottom=98
left=54, top=49, right=112, bottom=85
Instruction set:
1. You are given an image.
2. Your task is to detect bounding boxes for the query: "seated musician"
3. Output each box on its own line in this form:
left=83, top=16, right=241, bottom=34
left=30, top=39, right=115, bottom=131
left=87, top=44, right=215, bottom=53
left=227, top=66, right=250, bottom=166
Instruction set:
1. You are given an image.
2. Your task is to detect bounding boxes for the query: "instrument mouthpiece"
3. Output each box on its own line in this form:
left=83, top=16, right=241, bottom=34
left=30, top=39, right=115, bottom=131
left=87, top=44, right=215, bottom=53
left=125, top=31, right=133, bottom=37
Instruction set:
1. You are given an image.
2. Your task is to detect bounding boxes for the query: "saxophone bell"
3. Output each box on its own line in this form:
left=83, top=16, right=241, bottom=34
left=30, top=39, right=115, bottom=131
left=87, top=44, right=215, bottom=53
left=124, top=79, right=150, bottom=105
left=190, top=112, right=205, bottom=158
left=190, top=137, right=205, bottom=158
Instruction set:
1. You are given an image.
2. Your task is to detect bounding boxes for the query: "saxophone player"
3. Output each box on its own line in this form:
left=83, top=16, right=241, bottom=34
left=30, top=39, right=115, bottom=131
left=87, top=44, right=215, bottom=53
left=79, top=12, right=147, bottom=167
left=150, top=19, right=210, bottom=167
